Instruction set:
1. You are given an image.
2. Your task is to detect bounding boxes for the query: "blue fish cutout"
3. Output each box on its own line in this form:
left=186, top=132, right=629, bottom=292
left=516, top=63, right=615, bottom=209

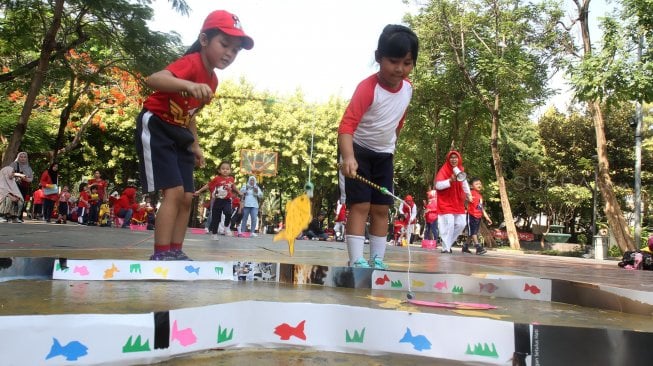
left=45, top=337, right=88, bottom=361
left=184, top=265, right=200, bottom=275
left=399, top=328, right=432, bottom=351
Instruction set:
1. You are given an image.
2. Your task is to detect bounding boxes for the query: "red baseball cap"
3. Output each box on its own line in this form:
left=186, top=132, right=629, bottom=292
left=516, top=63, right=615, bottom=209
left=201, top=10, right=254, bottom=50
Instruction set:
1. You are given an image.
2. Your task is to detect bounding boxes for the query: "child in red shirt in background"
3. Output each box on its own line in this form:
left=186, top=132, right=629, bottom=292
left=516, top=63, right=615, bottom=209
left=77, top=182, right=90, bottom=225
left=393, top=213, right=407, bottom=246
left=113, top=187, right=138, bottom=229
left=32, top=187, right=44, bottom=220
left=334, top=199, right=347, bottom=241
left=56, top=185, right=71, bottom=224
left=463, top=177, right=492, bottom=255
left=194, top=161, right=241, bottom=241
left=423, top=190, right=439, bottom=244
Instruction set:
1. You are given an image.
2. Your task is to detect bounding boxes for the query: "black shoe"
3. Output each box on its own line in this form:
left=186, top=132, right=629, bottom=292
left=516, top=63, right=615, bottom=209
left=461, top=244, right=472, bottom=254
left=475, top=246, right=487, bottom=255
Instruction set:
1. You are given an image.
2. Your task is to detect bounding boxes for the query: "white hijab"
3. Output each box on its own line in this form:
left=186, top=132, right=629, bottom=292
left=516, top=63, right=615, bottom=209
left=13, top=151, right=33, bottom=179
left=0, top=166, right=23, bottom=200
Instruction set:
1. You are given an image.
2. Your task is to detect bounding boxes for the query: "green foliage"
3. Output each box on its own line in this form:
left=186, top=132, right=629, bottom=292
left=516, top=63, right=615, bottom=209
left=608, top=245, right=622, bottom=257
left=194, top=81, right=344, bottom=215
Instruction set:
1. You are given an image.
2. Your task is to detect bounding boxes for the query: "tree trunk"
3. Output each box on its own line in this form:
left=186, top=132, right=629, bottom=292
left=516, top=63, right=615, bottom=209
left=1, top=0, right=65, bottom=167
left=589, top=101, right=635, bottom=251
left=577, top=0, right=635, bottom=251
left=491, top=105, right=520, bottom=249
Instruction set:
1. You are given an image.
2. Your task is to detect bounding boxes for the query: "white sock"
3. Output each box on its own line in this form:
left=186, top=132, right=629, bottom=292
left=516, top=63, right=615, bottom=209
left=346, top=235, right=365, bottom=263
left=369, top=234, right=387, bottom=261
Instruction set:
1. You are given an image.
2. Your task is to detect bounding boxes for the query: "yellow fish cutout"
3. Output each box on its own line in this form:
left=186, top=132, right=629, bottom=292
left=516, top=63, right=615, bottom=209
left=274, top=194, right=312, bottom=256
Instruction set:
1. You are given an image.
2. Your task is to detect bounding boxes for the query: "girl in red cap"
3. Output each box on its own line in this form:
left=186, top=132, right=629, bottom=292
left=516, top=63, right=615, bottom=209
left=135, top=10, right=253, bottom=261
left=435, top=150, right=471, bottom=253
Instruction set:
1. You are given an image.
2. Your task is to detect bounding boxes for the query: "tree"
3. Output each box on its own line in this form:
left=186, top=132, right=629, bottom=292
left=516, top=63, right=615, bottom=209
left=408, top=0, right=563, bottom=248
left=0, top=0, right=189, bottom=166
left=559, top=0, right=653, bottom=251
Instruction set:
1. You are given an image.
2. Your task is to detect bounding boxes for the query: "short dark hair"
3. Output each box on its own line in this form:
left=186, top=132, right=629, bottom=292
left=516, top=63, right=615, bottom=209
left=376, top=24, right=419, bottom=66
left=79, top=182, right=88, bottom=192
left=471, top=177, right=481, bottom=184
left=185, top=28, right=222, bottom=55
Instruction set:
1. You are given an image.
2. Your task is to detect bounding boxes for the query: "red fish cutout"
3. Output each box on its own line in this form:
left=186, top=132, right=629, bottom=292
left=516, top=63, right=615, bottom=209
left=375, top=274, right=390, bottom=285
left=479, top=282, right=499, bottom=293
left=524, top=283, right=541, bottom=294
left=274, top=320, right=306, bottom=340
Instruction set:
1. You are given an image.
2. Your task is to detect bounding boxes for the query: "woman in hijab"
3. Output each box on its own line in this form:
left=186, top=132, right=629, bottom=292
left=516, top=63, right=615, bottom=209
left=12, top=152, right=33, bottom=222
left=239, top=175, right=263, bottom=236
left=39, top=162, right=59, bottom=223
left=435, top=150, right=472, bottom=253
left=0, top=165, right=25, bottom=223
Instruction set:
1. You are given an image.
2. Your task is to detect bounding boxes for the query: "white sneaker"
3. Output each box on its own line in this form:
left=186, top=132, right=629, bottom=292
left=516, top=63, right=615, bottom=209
left=251, top=233, right=258, bottom=237
left=211, top=234, right=219, bottom=241
left=225, top=230, right=233, bottom=237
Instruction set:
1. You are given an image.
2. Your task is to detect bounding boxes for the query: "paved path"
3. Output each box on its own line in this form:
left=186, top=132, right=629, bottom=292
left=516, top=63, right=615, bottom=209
left=2, top=221, right=653, bottom=365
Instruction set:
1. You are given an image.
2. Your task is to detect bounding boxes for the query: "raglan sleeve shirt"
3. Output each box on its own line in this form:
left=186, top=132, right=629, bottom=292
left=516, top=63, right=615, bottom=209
left=338, top=74, right=413, bottom=154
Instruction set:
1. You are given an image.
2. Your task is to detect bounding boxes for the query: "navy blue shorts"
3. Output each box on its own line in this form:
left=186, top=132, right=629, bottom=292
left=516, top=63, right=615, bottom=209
left=468, top=215, right=481, bottom=236
left=135, top=109, right=195, bottom=193
left=343, top=143, right=394, bottom=206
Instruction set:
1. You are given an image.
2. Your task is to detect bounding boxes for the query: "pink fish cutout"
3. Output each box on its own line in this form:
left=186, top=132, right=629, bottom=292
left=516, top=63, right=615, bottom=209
left=171, top=320, right=197, bottom=346
left=479, top=282, right=499, bottom=293
left=434, top=280, right=448, bottom=291
left=274, top=320, right=306, bottom=341
left=409, top=300, right=497, bottom=310
left=73, top=266, right=89, bottom=276
left=524, top=283, right=541, bottom=294
left=375, top=274, right=390, bottom=285
left=103, top=264, right=119, bottom=279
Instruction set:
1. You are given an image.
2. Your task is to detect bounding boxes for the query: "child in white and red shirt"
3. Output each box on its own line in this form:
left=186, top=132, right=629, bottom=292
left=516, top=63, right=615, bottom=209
left=194, top=161, right=241, bottom=240
left=57, top=185, right=71, bottom=224
left=338, top=24, right=419, bottom=269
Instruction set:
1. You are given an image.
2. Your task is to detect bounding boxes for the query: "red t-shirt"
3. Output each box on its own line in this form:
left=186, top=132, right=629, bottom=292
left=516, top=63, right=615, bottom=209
left=208, top=176, right=235, bottom=200
left=424, top=200, right=438, bottom=223
left=468, top=190, right=484, bottom=219
left=335, top=203, right=346, bottom=222
left=143, top=53, right=218, bottom=128
left=78, top=191, right=91, bottom=208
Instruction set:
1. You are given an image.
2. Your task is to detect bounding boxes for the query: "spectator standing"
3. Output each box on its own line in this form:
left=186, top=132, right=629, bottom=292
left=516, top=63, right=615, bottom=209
left=239, top=175, right=263, bottom=236
left=76, top=182, right=91, bottom=225
left=88, top=170, right=108, bottom=202
left=435, top=151, right=471, bottom=253
left=39, top=162, right=59, bottom=223
left=463, top=178, right=491, bottom=255
left=194, top=161, right=241, bottom=240
left=57, top=185, right=71, bottom=224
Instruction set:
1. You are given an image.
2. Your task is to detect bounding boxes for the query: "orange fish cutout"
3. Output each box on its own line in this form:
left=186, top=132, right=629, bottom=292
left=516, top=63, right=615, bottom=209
left=274, top=194, right=312, bottom=256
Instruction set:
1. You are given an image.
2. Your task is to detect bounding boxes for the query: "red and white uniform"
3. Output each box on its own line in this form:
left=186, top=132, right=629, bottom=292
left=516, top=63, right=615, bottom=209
left=435, top=151, right=471, bottom=251
left=338, top=74, right=412, bottom=154
left=208, top=176, right=236, bottom=200
left=143, top=53, right=218, bottom=128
